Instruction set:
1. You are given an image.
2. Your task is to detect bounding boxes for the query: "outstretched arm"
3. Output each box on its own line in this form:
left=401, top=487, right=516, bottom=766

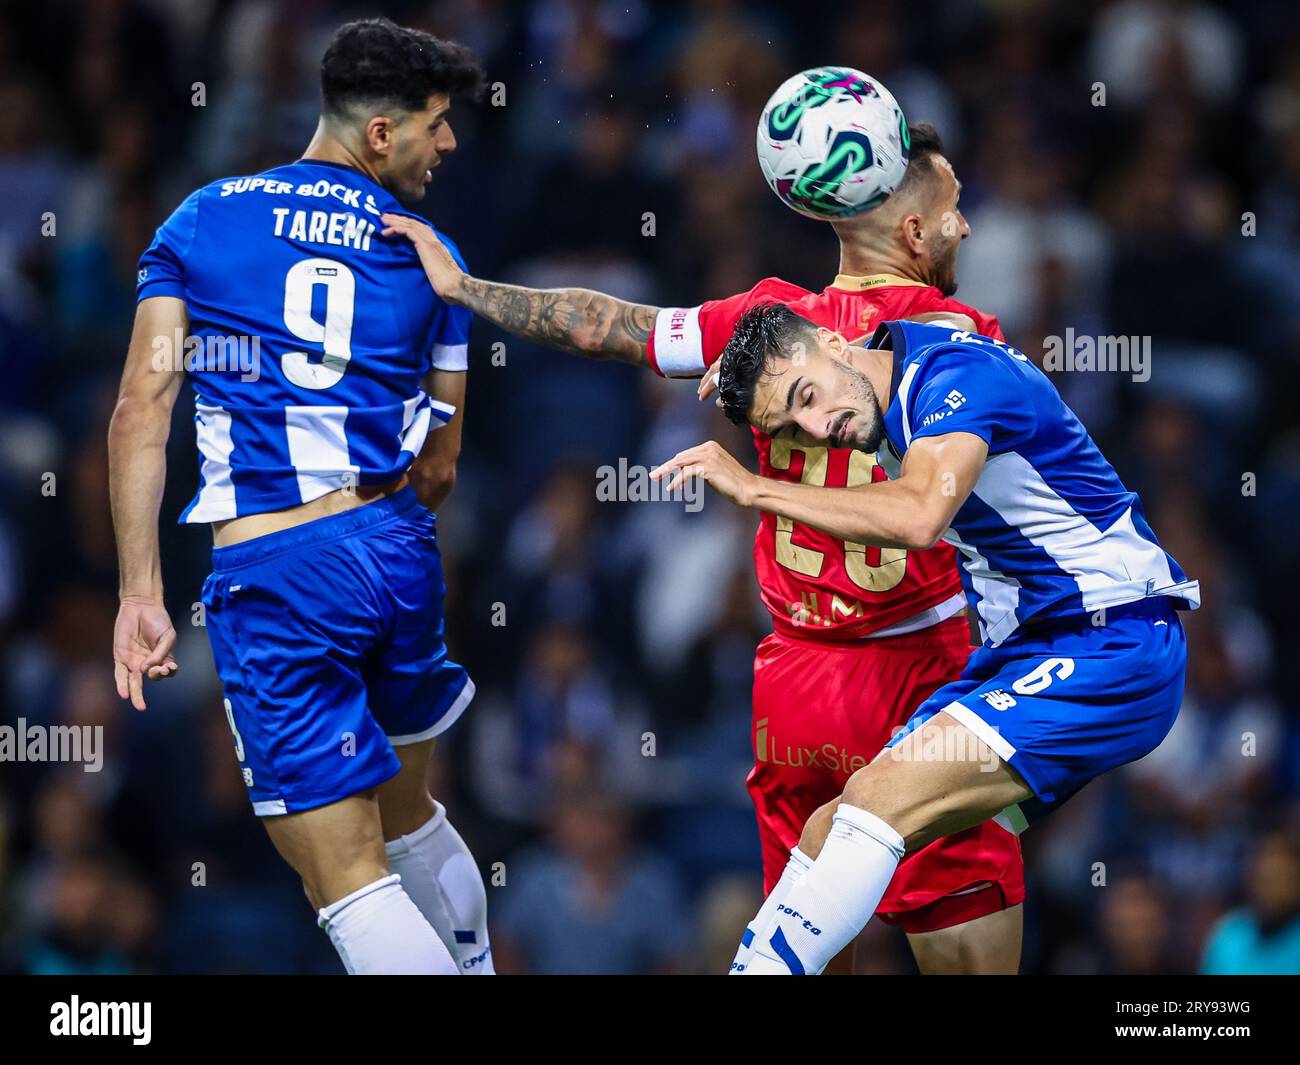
left=651, top=432, right=988, bottom=550
left=381, top=213, right=657, bottom=367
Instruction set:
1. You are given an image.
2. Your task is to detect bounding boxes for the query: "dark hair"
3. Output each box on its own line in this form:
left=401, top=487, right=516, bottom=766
left=717, top=304, right=819, bottom=426
left=892, top=120, right=945, bottom=200
left=320, top=18, right=485, bottom=121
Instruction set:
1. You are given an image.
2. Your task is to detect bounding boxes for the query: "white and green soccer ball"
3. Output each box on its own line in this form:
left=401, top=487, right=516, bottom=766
left=756, top=67, right=910, bottom=220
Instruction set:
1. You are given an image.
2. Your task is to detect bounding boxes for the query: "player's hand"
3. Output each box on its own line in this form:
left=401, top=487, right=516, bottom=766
left=697, top=371, right=722, bottom=407
left=379, top=213, right=466, bottom=304
left=113, top=596, right=179, bottom=711
left=650, top=441, right=758, bottom=507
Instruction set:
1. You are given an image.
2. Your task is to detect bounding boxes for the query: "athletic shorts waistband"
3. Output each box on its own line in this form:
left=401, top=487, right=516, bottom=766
left=766, top=612, right=972, bottom=654
left=1011, top=595, right=1178, bottom=640
left=211, top=486, right=426, bottom=572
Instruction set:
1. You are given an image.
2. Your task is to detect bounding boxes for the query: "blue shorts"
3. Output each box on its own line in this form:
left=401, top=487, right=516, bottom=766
left=886, top=597, right=1187, bottom=824
left=202, top=487, right=474, bottom=816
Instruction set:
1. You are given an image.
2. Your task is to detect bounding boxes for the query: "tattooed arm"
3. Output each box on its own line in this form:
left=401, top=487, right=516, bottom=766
left=381, top=213, right=657, bottom=367
left=457, top=277, right=656, bottom=365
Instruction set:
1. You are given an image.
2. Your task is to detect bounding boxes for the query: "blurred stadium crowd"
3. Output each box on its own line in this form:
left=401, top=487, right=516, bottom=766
left=2, top=0, right=1300, bottom=975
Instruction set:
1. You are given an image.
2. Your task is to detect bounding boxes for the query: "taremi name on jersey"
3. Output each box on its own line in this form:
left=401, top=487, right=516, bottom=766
left=137, top=159, right=475, bottom=815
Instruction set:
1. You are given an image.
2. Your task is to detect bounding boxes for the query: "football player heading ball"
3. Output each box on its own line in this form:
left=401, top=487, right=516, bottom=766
left=383, top=67, right=1027, bottom=973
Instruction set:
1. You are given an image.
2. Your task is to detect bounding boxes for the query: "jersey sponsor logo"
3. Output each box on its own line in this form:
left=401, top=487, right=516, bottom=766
left=920, top=389, right=967, bottom=427
left=754, top=717, right=871, bottom=774
left=787, top=591, right=867, bottom=629
left=219, top=175, right=381, bottom=216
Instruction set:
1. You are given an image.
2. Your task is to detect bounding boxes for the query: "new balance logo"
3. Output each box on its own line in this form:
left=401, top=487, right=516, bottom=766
left=982, top=689, right=1017, bottom=711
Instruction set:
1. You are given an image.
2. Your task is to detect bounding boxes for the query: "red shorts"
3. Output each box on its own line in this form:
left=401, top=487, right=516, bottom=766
left=746, top=615, right=1025, bottom=934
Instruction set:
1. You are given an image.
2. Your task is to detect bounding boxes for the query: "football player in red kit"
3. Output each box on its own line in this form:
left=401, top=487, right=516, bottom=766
left=383, top=121, right=1025, bottom=974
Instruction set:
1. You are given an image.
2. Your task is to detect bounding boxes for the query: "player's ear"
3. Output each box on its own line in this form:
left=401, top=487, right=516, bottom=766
left=821, top=328, right=848, bottom=362
left=364, top=114, right=396, bottom=156
left=899, top=211, right=926, bottom=256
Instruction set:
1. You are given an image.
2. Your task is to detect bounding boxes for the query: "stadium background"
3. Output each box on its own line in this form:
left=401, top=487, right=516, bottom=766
left=2, top=0, right=1299, bottom=975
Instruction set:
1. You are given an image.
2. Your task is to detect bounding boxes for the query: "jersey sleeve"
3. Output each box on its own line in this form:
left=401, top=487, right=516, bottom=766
left=429, top=232, right=471, bottom=371
left=136, top=190, right=201, bottom=302
left=904, top=344, right=1035, bottom=453
left=646, top=277, right=810, bottom=378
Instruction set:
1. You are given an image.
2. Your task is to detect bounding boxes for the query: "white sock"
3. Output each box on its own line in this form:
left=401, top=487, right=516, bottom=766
left=317, top=873, right=459, bottom=975
left=730, top=847, right=813, bottom=974
left=385, top=803, right=494, bottom=974
left=744, top=805, right=904, bottom=975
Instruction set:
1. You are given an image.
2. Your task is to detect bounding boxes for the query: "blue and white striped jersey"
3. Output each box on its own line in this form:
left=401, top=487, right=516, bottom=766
left=136, top=159, right=471, bottom=524
left=873, top=320, right=1200, bottom=647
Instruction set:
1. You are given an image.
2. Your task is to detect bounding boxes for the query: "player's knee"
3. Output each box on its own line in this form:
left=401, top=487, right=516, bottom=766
left=840, top=762, right=935, bottom=850
left=379, top=785, right=437, bottom=842
left=305, top=855, right=391, bottom=911
left=798, top=800, right=840, bottom=859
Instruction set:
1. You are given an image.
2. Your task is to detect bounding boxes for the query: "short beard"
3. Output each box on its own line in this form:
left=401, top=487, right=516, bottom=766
left=932, top=240, right=960, bottom=297
left=834, top=361, right=886, bottom=454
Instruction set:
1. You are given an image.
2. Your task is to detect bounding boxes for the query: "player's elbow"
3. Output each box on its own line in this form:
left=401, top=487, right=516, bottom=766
left=902, top=509, right=950, bottom=551
left=108, top=393, right=171, bottom=449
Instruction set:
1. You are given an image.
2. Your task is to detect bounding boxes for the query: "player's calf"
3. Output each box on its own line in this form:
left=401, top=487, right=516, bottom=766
left=264, top=792, right=459, bottom=975
left=906, top=903, right=1023, bottom=975
left=379, top=738, right=494, bottom=974
left=744, top=713, right=1030, bottom=975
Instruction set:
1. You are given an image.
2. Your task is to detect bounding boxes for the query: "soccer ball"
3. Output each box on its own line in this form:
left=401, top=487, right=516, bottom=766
left=756, top=67, right=910, bottom=220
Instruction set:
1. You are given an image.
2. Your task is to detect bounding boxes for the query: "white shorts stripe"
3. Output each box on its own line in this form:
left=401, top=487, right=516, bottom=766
left=938, top=700, right=1018, bottom=764
left=388, top=677, right=477, bottom=745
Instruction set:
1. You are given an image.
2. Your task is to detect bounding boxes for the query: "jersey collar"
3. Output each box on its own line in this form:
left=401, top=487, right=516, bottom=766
left=867, top=320, right=907, bottom=407
left=832, top=272, right=929, bottom=291
left=292, top=158, right=396, bottom=204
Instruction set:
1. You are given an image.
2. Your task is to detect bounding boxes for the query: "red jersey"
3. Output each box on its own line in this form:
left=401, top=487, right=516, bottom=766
left=646, top=273, right=1004, bottom=642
